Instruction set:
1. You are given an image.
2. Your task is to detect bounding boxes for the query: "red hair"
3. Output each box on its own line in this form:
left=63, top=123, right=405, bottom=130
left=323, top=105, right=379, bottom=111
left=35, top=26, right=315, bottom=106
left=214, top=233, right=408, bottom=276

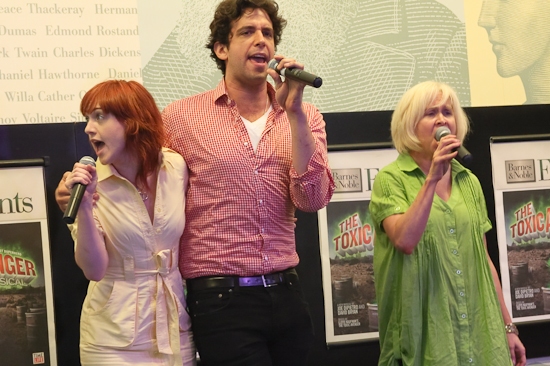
left=80, top=80, right=164, bottom=190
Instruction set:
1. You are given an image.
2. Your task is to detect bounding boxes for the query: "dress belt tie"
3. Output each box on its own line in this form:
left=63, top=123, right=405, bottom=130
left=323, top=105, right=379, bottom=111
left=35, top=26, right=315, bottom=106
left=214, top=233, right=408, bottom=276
left=153, top=249, right=182, bottom=365
left=107, top=250, right=182, bottom=365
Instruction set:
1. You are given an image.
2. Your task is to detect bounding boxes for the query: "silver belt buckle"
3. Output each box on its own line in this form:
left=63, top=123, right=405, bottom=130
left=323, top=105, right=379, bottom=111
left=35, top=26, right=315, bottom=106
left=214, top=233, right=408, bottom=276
left=261, top=275, right=276, bottom=287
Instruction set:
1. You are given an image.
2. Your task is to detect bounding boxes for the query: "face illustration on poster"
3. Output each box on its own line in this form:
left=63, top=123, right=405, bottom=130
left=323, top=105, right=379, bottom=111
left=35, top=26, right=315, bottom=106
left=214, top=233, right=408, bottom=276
left=478, top=0, right=550, bottom=104
left=142, top=0, right=470, bottom=112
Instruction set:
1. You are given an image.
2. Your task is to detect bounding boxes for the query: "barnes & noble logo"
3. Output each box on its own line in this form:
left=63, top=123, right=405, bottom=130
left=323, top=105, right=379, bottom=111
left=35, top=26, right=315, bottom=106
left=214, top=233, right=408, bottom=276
left=332, top=167, right=381, bottom=193
left=505, top=160, right=535, bottom=183
left=332, top=169, right=362, bottom=193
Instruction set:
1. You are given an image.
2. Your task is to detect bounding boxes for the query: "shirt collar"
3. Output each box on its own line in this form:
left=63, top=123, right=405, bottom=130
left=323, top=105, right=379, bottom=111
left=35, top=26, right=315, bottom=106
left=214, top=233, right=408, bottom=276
left=213, top=78, right=283, bottom=113
left=395, top=153, right=419, bottom=173
left=396, top=153, right=468, bottom=178
left=95, top=159, right=115, bottom=182
left=95, top=149, right=168, bottom=183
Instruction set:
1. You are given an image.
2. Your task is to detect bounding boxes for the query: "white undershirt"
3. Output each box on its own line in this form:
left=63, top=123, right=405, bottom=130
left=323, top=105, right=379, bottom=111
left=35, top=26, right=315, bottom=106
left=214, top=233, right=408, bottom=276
left=241, top=105, right=272, bottom=152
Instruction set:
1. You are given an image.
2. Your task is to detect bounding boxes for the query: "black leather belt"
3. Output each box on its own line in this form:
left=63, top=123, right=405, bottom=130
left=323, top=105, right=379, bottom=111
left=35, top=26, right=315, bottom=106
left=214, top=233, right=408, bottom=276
left=186, top=268, right=298, bottom=292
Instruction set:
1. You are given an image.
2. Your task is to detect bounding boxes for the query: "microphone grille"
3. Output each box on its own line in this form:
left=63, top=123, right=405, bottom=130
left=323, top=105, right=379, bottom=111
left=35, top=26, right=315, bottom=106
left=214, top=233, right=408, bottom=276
left=435, top=127, right=451, bottom=141
left=79, top=156, right=96, bottom=167
left=268, top=59, right=278, bottom=70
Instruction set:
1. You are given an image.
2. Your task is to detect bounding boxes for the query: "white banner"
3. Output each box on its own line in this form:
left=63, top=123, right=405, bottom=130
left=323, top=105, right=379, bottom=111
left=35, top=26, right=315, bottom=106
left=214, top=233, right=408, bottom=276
left=0, top=165, right=57, bottom=365
left=490, top=139, right=550, bottom=324
left=318, top=147, right=398, bottom=345
left=0, top=0, right=141, bottom=124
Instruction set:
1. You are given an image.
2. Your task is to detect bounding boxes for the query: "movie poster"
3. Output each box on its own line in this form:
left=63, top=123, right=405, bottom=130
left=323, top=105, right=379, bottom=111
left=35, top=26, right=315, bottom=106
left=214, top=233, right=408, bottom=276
left=0, top=166, right=57, bottom=365
left=490, top=138, right=550, bottom=324
left=318, top=147, right=398, bottom=345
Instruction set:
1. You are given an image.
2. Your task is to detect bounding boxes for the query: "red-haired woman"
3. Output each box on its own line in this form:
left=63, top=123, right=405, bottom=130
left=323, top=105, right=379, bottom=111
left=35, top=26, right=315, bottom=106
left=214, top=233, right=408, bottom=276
left=64, top=80, right=195, bottom=365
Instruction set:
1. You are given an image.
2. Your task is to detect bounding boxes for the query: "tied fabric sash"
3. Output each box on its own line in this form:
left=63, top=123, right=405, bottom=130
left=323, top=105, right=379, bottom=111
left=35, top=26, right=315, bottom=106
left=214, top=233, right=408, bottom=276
left=113, top=249, right=182, bottom=365
left=154, top=249, right=182, bottom=365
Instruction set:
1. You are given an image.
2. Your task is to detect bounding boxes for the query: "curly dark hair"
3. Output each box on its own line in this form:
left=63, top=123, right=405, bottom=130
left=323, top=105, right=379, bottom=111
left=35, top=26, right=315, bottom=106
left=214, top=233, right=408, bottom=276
left=206, top=0, right=287, bottom=74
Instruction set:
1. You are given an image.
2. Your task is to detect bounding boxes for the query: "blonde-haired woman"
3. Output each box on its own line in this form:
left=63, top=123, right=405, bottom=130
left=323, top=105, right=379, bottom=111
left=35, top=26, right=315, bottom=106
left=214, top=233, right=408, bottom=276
left=370, top=81, right=525, bottom=366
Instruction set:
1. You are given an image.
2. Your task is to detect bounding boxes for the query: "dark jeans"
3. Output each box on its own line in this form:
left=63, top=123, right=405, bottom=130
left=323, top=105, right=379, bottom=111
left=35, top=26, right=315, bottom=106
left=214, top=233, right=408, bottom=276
left=186, top=276, right=314, bottom=366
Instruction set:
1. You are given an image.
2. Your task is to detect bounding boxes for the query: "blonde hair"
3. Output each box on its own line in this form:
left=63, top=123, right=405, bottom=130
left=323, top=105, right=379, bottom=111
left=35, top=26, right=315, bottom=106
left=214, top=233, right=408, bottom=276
left=391, top=81, right=469, bottom=154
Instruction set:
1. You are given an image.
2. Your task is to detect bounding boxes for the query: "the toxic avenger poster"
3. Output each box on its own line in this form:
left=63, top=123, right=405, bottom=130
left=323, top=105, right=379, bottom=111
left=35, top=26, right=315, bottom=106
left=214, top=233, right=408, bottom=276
left=491, top=139, right=550, bottom=324
left=319, top=147, right=398, bottom=345
left=0, top=166, right=56, bottom=365
left=502, top=189, right=550, bottom=319
left=325, top=200, right=376, bottom=335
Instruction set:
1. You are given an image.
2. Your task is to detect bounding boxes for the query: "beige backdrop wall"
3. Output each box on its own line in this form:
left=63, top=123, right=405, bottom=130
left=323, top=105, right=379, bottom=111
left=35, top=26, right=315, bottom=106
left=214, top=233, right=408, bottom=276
left=0, top=1, right=141, bottom=124
left=1, top=0, right=549, bottom=125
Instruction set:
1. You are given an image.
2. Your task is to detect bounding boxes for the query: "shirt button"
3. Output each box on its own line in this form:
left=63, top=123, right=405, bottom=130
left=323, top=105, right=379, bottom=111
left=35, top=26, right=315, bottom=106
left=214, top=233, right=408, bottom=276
left=264, top=256, right=268, bottom=261
left=449, top=228, right=455, bottom=234
left=254, top=170, right=258, bottom=174
left=459, top=291, right=465, bottom=297
left=446, top=209, right=451, bottom=214
left=452, top=249, right=458, bottom=255
left=456, top=270, right=462, bottom=275
left=244, top=142, right=249, bottom=146
left=468, top=358, right=473, bottom=363
left=259, top=199, right=263, bottom=205
left=461, top=314, right=466, bottom=319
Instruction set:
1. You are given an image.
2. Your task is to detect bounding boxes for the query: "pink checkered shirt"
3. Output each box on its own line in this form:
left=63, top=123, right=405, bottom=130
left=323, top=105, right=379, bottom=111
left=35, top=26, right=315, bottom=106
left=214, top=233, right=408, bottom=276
left=162, top=80, right=335, bottom=279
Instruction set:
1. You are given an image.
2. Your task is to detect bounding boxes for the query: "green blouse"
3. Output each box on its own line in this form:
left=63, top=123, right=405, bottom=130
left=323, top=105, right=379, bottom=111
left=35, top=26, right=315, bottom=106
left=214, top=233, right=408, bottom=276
left=370, top=154, right=511, bottom=366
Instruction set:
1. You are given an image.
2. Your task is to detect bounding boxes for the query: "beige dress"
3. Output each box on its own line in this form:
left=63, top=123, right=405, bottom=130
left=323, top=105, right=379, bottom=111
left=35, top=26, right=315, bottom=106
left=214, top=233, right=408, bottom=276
left=70, top=148, right=195, bottom=366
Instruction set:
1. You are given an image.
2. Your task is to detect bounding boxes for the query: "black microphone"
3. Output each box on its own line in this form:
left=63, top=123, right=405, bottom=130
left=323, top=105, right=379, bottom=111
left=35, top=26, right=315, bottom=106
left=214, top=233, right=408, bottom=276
left=268, top=59, right=323, bottom=88
left=435, top=126, right=473, bottom=165
left=63, top=156, right=96, bottom=224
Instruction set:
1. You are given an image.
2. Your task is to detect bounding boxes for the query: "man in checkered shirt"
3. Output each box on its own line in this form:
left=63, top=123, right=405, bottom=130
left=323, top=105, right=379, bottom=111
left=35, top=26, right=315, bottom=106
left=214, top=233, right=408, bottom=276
left=161, top=0, right=334, bottom=365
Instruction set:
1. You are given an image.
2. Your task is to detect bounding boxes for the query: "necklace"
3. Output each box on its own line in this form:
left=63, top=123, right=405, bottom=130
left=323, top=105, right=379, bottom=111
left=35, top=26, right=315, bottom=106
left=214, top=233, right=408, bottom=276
left=138, top=190, right=148, bottom=201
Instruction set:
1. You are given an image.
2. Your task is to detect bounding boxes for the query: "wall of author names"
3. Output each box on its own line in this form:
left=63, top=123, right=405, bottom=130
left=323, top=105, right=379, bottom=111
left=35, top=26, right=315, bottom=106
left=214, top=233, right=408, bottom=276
left=3, top=1, right=549, bottom=125
left=0, top=1, right=142, bottom=125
